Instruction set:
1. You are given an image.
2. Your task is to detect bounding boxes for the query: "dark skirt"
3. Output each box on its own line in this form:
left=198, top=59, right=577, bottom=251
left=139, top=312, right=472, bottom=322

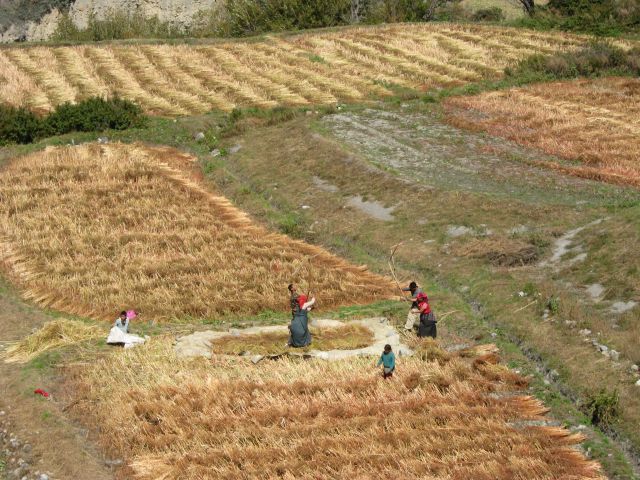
left=289, top=310, right=312, bottom=347
left=418, top=311, right=437, bottom=338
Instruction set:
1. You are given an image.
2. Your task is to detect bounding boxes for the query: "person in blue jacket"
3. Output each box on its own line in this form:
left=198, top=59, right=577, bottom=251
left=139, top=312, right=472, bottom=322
left=376, top=344, right=396, bottom=379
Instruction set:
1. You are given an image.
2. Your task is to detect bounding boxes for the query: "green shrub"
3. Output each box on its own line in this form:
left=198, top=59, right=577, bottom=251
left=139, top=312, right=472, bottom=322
left=44, top=97, right=145, bottom=135
left=584, top=388, right=620, bottom=428
left=216, top=0, right=351, bottom=36
left=0, top=97, right=145, bottom=146
left=0, top=105, right=42, bottom=146
left=506, top=42, right=640, bottom=80
left=53, top=11, right=185, bottom=41
left=365, top=0, right=443, bottom=23
left=512, top=0, right=639, bottom=36
left=471, top=7, right=505, bottom=22
left=547, top=296, right=560, bottom=314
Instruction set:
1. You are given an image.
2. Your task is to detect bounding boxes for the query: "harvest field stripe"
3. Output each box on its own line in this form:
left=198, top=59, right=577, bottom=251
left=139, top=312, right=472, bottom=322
left=426, top=34, right=503, bottom=77
left=303, top=36, right=413, bottom=87
left=3, top=49, right=61, bottom=110
left=331, top=37, right=424, bottom=87
left=272, top=37, right=389, bottom=97
left=139, top=45, right=235, bottom=111
left=111, top=47, right=207, bottom=114
left=0, top=50, right=49, bottom=111
left=253, top=42, right=364, bottom=100
left=439, top=27, right=540, bottom=57
left=83, top=47, right=180, bottom=115
left=174, top=48, right=274, bottom=108
left=225, top=44, right=337, bottom=104
left=230, top=43, right=337, bottom=104
left=355, top=33, right=477, bottom=84
left=52, top=47, right=110, bottom=99
left=199, top=46, right=310, bottom=105
left=436, top=29, right=524, bottom=64
left=25, top=47, right=79, bottom=106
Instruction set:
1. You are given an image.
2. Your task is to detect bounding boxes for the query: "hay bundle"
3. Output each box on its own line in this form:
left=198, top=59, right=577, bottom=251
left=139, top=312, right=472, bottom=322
left=4, top=319, right=103, bottom=363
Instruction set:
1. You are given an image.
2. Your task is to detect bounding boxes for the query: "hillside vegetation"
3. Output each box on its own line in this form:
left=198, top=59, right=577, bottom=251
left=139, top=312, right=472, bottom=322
left=0, top=24, right=616, bottom=116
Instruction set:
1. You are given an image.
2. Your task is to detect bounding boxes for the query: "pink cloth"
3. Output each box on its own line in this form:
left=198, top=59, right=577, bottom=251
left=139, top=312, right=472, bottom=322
left=126, top=310, right=138, bottom=319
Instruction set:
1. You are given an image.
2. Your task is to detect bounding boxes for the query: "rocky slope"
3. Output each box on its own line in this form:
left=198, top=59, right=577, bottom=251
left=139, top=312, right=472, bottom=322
left=0, top=0, right=218, bottom=42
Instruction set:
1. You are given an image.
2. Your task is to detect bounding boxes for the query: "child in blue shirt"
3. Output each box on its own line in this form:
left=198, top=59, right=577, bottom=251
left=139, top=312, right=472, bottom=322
left=376, top=344, right=395, bottom=379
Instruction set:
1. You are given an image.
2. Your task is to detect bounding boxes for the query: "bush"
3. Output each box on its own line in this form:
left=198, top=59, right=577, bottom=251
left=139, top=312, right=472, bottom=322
left=216, top=0, right=351, bottom=36
left=53, top=11, right=186, bottom=41
left=44, top=97, right=145, bottom=136
left=471, top=7, right=505, bottom=22
left=506, top=42, right=640, bottom=80
left=584, top=389, right=620, bottom=428
left=0, top=105, right=42, bottom=146
left=512, top=0, right=639, bottom=36
left=0, top=97, right=146, bottom=146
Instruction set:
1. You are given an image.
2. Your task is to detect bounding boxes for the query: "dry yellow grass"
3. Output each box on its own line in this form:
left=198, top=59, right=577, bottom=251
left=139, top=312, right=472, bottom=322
left=4, top=319, right=103, bottom=363
left=445, top=77, right=640, bottom=188
left=66, top=337, right=602, bottom=479
left=210, top=323, right=374, bottom=355
left=0, top=23, right=616, bottom=115
left=0, top=143, right=393, bottom=322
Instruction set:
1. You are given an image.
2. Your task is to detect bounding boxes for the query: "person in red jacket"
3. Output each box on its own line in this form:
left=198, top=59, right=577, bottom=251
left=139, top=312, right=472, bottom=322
left=416, top=292, right=437, bottom=338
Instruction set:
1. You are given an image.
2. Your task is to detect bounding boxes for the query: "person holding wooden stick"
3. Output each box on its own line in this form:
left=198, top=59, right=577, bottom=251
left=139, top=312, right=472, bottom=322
left=402, top=281, right=423, bottom=330
left=288, top=293, right=316, bottom=348
left=288, top=283, right=300, bottom=319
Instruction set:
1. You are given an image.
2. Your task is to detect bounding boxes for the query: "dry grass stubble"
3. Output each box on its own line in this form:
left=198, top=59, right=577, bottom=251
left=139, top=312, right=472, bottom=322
left=0, top=143, right=393, bottom=321
left=210, top=323, right=373, bottom=355
left=0, top=24, right=611, bottom=115
left=66, top=337, right=602, bottom=479
left=445, top=77, right=640, bottom=188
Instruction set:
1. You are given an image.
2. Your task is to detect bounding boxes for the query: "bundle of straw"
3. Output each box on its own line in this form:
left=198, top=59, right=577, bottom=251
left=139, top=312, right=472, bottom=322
left=4, top=319, right=103, bottom=363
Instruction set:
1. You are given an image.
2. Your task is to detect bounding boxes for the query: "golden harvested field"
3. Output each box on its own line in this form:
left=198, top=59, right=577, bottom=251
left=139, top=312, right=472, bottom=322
left=445, top=77, right=640, bottom=188
left=0, top=23, right=600, bottom=116
left=0, top=143, right=393, bottom=321
left=66, top=338, right=603, bottom=479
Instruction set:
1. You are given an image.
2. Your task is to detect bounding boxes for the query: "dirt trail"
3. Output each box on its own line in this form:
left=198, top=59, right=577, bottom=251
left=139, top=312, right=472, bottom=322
left=0, top=285, right=113, bottom=480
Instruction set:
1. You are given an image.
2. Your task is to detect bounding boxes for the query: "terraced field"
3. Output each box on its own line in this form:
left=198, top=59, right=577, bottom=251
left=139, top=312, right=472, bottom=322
left=68, top=338, right=603, bottom=480
left=0, top=143, right=393, bottom=321
left=0, top=23, right=600, bottom=115
left=445, top=77, right=640, bottom=187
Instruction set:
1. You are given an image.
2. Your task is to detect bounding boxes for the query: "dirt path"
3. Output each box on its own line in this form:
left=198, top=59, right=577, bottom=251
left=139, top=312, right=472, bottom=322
left=0, top=283, right=113, bottom=480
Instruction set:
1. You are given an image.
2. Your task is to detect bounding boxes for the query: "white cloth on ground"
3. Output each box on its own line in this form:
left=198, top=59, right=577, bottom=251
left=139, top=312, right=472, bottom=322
left=106, top=325, right=145, bottom=348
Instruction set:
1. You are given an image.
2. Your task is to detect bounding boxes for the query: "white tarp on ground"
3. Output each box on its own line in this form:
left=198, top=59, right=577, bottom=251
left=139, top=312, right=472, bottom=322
left=106, top=326, right=146, bottom=349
